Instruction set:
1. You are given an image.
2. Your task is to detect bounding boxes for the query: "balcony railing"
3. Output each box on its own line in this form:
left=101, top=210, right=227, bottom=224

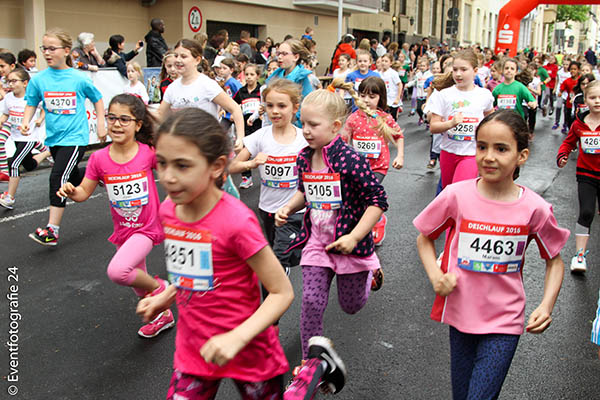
left=293, top=0, right=380, bottom=13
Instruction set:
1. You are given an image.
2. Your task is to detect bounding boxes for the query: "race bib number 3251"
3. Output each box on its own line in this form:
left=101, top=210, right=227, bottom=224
left=164, top=224, right=214, bottom=291
left=456, top=220, right=529, bottom=274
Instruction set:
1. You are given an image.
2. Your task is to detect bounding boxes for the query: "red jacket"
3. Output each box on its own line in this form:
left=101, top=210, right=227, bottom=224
left=560, top=77, right=579, bottom=108
left=331, top=43, right=356, bottom=73
left=543, top=63, right=558, bottom=89
left=557, top=112, right=600, bottom=182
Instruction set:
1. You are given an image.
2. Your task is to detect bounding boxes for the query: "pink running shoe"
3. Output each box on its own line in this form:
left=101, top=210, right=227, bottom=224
left=138, top=309, right=175, bottom=338
left=146, top=276, right=168, bottom=297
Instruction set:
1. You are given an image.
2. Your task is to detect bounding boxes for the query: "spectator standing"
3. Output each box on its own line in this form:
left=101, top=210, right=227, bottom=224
left=103, top=34, right=143, bottom=78
left=376, top=35, right=390, bottom=58
left=413, top=37, right=430, bottom=68
left=144, top=18, right=168, bottom=67
left=370, top=39, right=379, bottom=62
left=238, top=31, right=253, bottom=58
left=585, top=47, right=597, bottom=67
left=71, top=32, right=105, bottom=71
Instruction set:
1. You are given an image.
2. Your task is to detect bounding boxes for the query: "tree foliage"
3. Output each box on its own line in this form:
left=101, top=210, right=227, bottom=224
left=556, top=5, right=590, bottom=23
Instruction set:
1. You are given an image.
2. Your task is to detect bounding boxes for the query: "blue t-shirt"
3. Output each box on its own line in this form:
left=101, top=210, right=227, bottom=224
left=424, top=76, right=435, bottom=90
left=25, top=68, right=102, bottom=146
left=223, top=77, right=242, bottom=120
left=345, top=70, right=381, bottom=90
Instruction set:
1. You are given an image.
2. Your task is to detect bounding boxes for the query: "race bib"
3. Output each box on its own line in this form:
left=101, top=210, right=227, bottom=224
left=241, top=98, right=261, bottom=115
left=456, top=220, right=529, bottom=274
left=303, top=172, right=342, bottom=210
left=261, top=155, right=298, bottom=188
left=8, top=110, right=23, bottom=127
left=44, top=91, right=77, bottom=115
left=497, top=94, right=517, bottom=110
left=580, top=131, right=600, bottom=154
left=353, top=134, right=382, bottom=158
left=448, top=116, right=479, bottom=141
left=105, top=171, right=149, bottom=208
left=578, top=104, right=589, bottom=114
left=164, top=225, right=214, bottom=291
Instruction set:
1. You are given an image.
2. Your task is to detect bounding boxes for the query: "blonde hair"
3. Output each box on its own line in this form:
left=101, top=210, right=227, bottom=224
left=44, top=27, right=73, bottom=67
left=302, top=87, right=348, bottom=125
left=127, top=61, right=144, bottom=81
left=358, top=39, right=370, bottom=51
left=432, top=49, right=478, bottom=91
left=262, top=78, right=302, bottom=106
left=330, top=77, right=398, bottom=143
left=281, top=38, right=311, bottom=66
left=584, top=80, right=600, bottom=99
left=356, top=50, right=372, bottom=62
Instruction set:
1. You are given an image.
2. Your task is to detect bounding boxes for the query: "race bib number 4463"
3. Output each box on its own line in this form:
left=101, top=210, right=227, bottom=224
left=164, top=224, right=214, bottom=291
left=303, top=172, right=342, bottom=210
left=456, top=220, right=529, bottom=274
left=580, top=131, right=600, bottom=154
left=44, top=91, right=77, bottom=115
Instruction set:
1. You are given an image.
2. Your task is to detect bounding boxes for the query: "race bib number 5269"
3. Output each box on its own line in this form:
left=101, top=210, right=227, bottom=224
left=456, top=220, right=529, bottom=274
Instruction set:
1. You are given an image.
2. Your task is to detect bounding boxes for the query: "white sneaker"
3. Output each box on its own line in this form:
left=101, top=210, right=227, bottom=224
left=0, top=192, right=15, bottom=210
left=570, top=249, right=588, bottom=273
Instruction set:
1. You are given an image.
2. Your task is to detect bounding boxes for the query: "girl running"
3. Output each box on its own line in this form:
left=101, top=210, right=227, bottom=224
left=136, top=107, right=346, bottom=399
left=0, top=68, right=50, bottom=210
left=57, top=94, right=174, bottom=337
left=159, top=39, right=244, bottom=152
left=559, top=60, right=581, bottom=132
left=485, top=62, right=503, bottom=92
left=0, top=52, right=17, bottom=181
left=332, top=53, right=352, bottom=80
left=21, top=27, right=106, bottom=246
left=415, top=109, right=569, bottom=400
left=379, top=53, right=403, bottom=120
left=124, top=61, right=149, bottom=104
left=553, top=59, right=572, bottom=132
left=571, top=73, right=595, bottom=122
left=233, top=63, right=263, bottom=189
left=275, top=89, right=388, bottom=372
left=159, top=51, right=178, bottom=102
left=557, top=80, right=600, bottom=273
left=337, top=76, right=403, bottom=249
left=231, top=78, right=306, bottom=272
left=429, top=49, right=495, bottom=189
left=406, top=56, right=432, bottom=126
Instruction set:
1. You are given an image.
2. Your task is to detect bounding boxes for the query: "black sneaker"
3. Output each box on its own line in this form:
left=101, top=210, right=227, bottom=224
left=307, top=336, right=347, bottom=394
left=29, top=227, right=58, bottom=246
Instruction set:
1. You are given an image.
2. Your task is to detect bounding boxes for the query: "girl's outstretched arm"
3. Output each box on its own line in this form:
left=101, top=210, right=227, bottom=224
left=93, top=99, right=106, bottom=142
left=57, top=177, right=98, bottom=202
left=213, top=92, right=245, bottom=152
left=200, top=246, right=293, bottom=366
left=416, top=233, right=457, bottom=296
left=229, top=148, right=268, bottom=174
left=526, top=254, right=564, bottom=334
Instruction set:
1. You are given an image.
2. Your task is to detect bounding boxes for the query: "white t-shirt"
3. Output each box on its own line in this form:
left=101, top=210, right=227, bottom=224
left=243, top=125, right=308, bottom=213
left=0, top=92, right=43, bottom=141
left=527, top=76, right=541, bottom=101
left=163, top=74, right=223, bottom=117
left=557, top=69, right=571, bottom=98
left=428, top=85, right=494, bottom=156
left=124, top=81, right=149, bottom=104
left=476, top=65, right=491, bottom=84
left=333, top=68, right=350, bottom=80
left=380, top=68, right=401, bottom=106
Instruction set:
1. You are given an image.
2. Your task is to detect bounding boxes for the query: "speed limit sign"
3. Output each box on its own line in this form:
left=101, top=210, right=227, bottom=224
left=188, top=6, right=202, bottom=32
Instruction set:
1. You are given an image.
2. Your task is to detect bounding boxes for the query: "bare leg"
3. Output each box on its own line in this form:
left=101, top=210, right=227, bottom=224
left=575, top=234, right=589, bottom=253
left=48, top=206, right=65, bottom=226
left=7, top=177, right=20, bottom=197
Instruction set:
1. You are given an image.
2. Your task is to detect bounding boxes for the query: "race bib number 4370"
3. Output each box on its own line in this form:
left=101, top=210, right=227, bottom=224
left=456, top=220, right=529, bottom=274
left=164, top=224, right=214, bottom=291
left=44, top=91, right=77, bottom=115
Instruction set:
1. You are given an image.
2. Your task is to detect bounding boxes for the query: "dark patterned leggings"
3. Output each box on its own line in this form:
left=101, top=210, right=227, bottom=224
left=449, top=326, right=520, bottom=400
left=300, top=266, right=371, bottom=358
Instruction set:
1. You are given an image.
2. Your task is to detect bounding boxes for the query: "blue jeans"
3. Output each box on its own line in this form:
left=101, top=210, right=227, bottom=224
left=449, top=326, right=520, bottom=400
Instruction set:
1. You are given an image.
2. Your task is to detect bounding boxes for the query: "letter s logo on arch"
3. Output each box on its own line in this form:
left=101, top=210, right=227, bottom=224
left=497, top=24, right=514, bottom=44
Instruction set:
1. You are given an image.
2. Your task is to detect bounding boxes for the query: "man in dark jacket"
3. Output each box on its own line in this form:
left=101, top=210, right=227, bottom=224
left=145, top=18, right=168, bottom=67
left=585, top=47, right=597, bottom=67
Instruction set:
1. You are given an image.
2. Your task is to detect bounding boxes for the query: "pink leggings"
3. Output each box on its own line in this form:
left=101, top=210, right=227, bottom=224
left=440, top=150, right=478, bottom=189
left=300, top=266, right=371, bottom=359
left=107, top=233, right=153, bottom=297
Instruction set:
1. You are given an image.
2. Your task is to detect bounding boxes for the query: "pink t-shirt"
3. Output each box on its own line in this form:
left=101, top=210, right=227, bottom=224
left=85, top=143, right=164, bottom=246
left=159, top=194, right=288, bottom=381
left=344, top=109, right=403, bottom=175
left=413, top=179, right=569, bottom=335
left=301, top=167, right=380, bottom=274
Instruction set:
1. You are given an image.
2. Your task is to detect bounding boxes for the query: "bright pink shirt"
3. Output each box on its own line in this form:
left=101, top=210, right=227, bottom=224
left=85, top=143, right=164, bottom=246
left=344, top=109, right=403, bottom=175
left=413, top=179, right=569, bottom=335
left=160, top=194, right=288, bottom=381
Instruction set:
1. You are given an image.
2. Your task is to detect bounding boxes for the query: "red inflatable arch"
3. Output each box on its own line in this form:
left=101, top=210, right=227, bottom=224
left=495, top=0, right=600, bottom=56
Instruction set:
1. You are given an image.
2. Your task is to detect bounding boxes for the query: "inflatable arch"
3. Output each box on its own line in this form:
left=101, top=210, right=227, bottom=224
left=494, top=0, right=600, bottom=56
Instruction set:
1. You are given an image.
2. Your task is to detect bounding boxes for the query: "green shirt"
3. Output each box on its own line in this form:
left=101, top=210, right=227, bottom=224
left=537, top=67, right=549, bottom=91
left=492, top=80, right=535, bottom=118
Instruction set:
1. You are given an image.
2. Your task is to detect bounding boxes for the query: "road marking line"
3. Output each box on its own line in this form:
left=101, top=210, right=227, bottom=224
left=0, top=193, right=104, bottom=224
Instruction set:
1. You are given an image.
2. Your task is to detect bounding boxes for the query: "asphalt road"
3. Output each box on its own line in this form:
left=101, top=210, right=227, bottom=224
left=1, top=104, right=599, bottom=399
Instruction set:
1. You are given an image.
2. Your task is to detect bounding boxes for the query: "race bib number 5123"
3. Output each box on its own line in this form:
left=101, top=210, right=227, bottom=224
left=456, top=220, right=529, bottom=274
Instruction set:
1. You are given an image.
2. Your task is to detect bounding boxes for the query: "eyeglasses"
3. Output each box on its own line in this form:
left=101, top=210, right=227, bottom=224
left=40, top=46, right=66, bottom=53
left=6, top=79, right=24, bottom=84
left=106, top=114, right=138, bottom=126
left=276, top=51, right=292, bottom=57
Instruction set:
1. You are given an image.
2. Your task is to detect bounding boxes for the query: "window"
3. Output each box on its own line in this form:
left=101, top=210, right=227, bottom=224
left=463, top=3, right=472, bottom=42
left=381, top=0, right=390, bottom=12
left=476, top=9, right=481, bottom=44
left=431, top=0, right=438, bottom=37
left=417, top=0, right=424, bottom=34
left=400, top=0, right=407, bottom=15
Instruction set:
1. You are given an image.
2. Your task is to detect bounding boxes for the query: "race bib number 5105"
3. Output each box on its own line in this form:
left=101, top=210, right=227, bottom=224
left=303, top=172, right=342, bottom=210
left=456, top=220, right=529, bottom=274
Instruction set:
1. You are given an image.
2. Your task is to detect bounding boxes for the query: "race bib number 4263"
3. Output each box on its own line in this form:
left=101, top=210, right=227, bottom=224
left=164, top=224, right=214, bottom=291
left=456, top=220, right=529, bottom=274
left=580, top=131, right=600, bottom=154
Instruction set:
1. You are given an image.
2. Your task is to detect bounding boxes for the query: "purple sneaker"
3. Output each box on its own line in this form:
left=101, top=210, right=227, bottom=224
left=552, top=123, right=559, bottom=130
